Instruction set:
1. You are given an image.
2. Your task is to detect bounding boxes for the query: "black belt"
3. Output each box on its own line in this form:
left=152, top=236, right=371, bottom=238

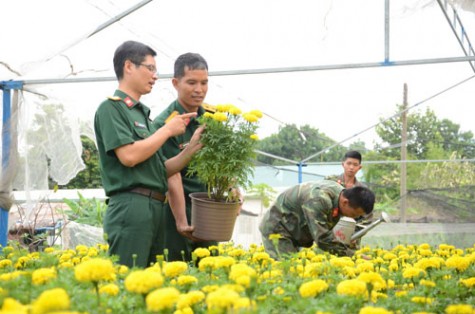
left=128, top=187, right=166, bottom=202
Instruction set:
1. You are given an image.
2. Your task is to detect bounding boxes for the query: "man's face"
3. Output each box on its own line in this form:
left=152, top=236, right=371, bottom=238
left=130, top=55, right=158, bottom=96
left=173, top=66, right=208, bottom=112
left=342, top=157, right=362, bottom=177
left=339, top=198, right=366, bottom=219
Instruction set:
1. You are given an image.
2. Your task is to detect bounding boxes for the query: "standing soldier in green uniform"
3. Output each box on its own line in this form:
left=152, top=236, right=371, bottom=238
left=153, top=52, right=217, bottom=261
left=94, top=41, right=203, bottom=268
left=259, top=180, right=375, bottom=259
left=326, top=150, right=365, bottom=188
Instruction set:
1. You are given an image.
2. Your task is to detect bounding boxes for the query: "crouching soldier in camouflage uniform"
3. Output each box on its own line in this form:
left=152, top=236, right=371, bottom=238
left=259, top=180, right=375, bottom=259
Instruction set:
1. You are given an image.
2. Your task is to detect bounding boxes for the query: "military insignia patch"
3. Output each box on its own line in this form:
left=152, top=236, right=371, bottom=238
left=202, top=103, right=217, bottom=113
left=134, top=121, right=146, bottom=129
left=165, top=111, right=179, bottom=124
left=124, top=97, right=134, bottom=107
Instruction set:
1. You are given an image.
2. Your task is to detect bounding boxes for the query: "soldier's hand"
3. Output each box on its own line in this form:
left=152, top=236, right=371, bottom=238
left=176, top=223, right=205, bottom=242
left=164, top=112, right=197, bottom=137
left=184, top=126, right=204, bottom=155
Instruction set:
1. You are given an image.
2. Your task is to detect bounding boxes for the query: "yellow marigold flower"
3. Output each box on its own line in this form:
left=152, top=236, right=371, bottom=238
left=418, top=249, right=433, bottom=257
left=75, top=245, right=88, bottom=255
left=357, top=272, right=387, bottom=291
left=228, top=106, right=242, bottom=115
left=418, top=243, right=431, bottom=250
left=233, top=297, right=254, bottom=311
left=59, top=253, right=74, bottom=264
left=74, top=258, right=116, bottom=283
left=214, top=256, right=236, bottom=269
left=87, top=247, right=99, bottom=257
left=175, top=307, right=194, bottom=314
left=359, top=306, right=393, bottom=314
left=212, top=112, right=227, bottom=122
left=32, top=267, right=57, bottom=285
left=14, top=256, right=30, bottom=269
left=460, top=277, right=475, bottom=288
left=445, top=304, right=474, bottom=314
left=43, top=247, right=55, bottom=253
left=228, top=248, right=246, bottom=258
left=242, top=112, right=258, bottom=123
left=389, top=261, right=399, bottom=272
left=273, top=286, right=285, bottom=295
left=201, top=284, right=219, bottom=293
left=0, top=259, right=12, bottom=268
left=32, top=288, right=70, bottom=314
left=1, top=297, right=28, bottom=312
left=203, top=111, right=213, bottom=118
left=193, top=247, right=211, bottom=258
left=402, top=266, right=425, bottom=279
left=439, top=243, right=455, bottom=251
left=446, top=255, right=470, bottom=272
left=382, top=252, right=397, bottom=261
left=163, top=261, right=188, bottom=278
left=199, top=257, right=216, bottom=271
left=299, top=279, right=329, bottom=298
left=330, top=256, right=355, bottom=268
left=337, top=279, right=367, bottom=297
left=99, top=283, right=119, bottom=296
left=206, top=287, right=240, bottom=311
left=97, top=243, right=109, bottom=252
left=249, top=109, right=263, bottom=118
left=124, top=270, right=164, bottom=295
left=176, top=290, right=205, bottom=309
left=117, top=265, right=129, bottom=275
left=216, top=104, right=232, bottom=112
left=395, top=290, right=408, bottom=297
left=250, top=134, right=259, bottom=140
left=356, top=262, right=375, bottom=273
left=0, top=270, right=26, bottom=282
left=146, top=287, right=180, bottom=312
left=229, top=263, right=257, bottom=281
left=411, top=296, right=433, bottom=304
left=252, top=252, right=271, bottom=263
left=177, top=275, right=198, bottom=286
left=260, top=269, right=283, bottom=280
left=235, top=275, right=251, bottom=288
left=419, top=279, right=436, bottom=288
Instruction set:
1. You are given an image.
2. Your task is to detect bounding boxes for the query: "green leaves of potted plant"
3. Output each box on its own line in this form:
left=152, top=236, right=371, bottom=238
left=187, top=104, right=262, bottom=241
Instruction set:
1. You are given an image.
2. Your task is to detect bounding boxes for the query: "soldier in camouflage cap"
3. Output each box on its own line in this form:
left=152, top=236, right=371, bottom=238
left=259, top=180, right=375, bottom=259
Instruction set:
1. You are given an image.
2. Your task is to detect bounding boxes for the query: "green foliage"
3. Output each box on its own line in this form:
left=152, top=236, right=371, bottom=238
left=187, top=105, right=261, bottom=202
left=61, top=135, right=102, bottom=189
left=256, top=124, right=349, bottom=165
left=61, top=192, right=107, bottom=227
left=248, top=183, right=277, bottom=208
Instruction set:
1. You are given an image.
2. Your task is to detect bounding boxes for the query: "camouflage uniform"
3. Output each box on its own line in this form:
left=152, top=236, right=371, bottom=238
left=325, top=173, right=365, bottom=188
left=259, top=180, right=358, bottom=259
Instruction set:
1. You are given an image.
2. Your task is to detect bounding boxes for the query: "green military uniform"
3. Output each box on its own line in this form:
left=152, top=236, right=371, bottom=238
left=259, top=180, right=358, bottom=259
left=325, top=173, right=365, bottom=188
left=153, top=100, right=216, bottom=261
left=94, top=90, right=168, bottom=268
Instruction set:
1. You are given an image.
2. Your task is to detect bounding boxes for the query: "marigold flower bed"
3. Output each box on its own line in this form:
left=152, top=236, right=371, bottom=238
left=0, top=242, right=474, bottom=313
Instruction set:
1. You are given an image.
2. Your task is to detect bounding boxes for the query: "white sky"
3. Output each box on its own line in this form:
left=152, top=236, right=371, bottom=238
left=1, top=0, right=475, bottom=151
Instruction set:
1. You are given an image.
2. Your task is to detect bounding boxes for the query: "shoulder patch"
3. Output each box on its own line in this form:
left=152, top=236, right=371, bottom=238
left=165, top=111, right=179, bottom=124
left=107, top=96, right=122, bottom=101
left=202, top=103, right=216, bottom=113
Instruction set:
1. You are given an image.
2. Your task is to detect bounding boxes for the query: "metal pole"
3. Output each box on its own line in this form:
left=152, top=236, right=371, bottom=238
left=400, top=83, right=408, bottom=223
left=384, top=0, right=390, bottom=64
left=0, top=81, right=23, bottom=248
left=0, top=85, right=11, bottom=248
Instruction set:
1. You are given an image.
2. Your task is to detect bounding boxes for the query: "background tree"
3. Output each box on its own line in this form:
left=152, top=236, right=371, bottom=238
left=61, top=136, right=102, bottom=189
left=256, top=124, right=349, bottom=165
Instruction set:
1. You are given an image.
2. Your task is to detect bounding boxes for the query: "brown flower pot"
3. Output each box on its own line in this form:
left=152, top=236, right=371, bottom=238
left=190, top=192, right=241, bottom=241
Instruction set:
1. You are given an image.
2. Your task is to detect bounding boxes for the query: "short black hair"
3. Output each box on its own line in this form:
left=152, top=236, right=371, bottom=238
left=342, top=186, right=375, bottom=214
left=174, top=52, right=208, bottom=79
left=113, top=40, right=156, bottom=80
left=344, top=150, right=362, bottom=163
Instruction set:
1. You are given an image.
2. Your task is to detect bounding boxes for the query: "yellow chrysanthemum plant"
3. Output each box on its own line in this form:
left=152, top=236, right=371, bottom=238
left=187, top=104, right=262, bottom=202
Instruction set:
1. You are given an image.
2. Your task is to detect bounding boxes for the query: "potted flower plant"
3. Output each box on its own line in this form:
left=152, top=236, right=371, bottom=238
left=186, top=104, right=262, bottom=241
